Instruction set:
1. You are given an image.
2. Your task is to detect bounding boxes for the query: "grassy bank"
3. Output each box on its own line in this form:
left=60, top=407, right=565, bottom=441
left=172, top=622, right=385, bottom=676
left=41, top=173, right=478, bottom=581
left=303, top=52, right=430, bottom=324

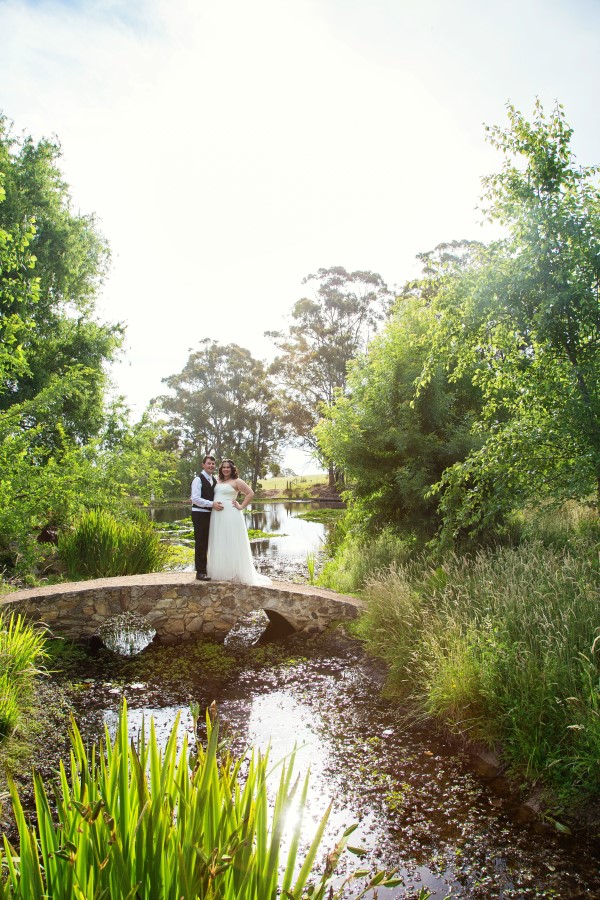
left=320, top=507, right=600, bottom=810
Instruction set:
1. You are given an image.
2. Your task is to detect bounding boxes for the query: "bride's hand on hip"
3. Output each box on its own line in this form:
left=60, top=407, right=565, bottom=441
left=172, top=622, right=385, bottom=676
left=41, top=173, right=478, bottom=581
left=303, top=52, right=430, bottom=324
left=233, top=500, right=243, bottom=510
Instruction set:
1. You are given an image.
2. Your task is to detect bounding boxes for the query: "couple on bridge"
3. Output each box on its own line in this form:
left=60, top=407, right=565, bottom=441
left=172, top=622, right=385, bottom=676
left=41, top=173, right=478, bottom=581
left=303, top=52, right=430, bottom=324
left=191, top=455, right=271, bottom=586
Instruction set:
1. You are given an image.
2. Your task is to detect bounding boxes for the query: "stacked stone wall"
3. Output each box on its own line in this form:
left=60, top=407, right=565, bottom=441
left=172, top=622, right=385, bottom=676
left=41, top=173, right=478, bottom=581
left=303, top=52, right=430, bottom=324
left=1, top=573, right=362, bottom=643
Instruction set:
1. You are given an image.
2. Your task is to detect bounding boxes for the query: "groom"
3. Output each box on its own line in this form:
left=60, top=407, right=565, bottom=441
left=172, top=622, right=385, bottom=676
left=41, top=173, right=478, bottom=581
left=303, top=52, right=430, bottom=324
left=191, top=454, right=224, bottom=580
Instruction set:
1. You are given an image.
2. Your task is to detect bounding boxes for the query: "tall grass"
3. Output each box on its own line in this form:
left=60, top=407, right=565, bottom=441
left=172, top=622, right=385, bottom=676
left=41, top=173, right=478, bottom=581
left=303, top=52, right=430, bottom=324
left=356, top=537, right=600, bottom=806
left=319, top=527, right=417, bottom=594
left=0, top=613, right=47, bottom=739
left=0, top=701, right=404, bottom=899
left=58, top=508, right=171, bottom=579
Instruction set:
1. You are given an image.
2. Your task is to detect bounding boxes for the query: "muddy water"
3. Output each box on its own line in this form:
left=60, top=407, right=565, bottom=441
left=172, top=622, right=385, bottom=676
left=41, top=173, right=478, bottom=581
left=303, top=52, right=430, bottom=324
left=56, top=628, right=600, bottom=899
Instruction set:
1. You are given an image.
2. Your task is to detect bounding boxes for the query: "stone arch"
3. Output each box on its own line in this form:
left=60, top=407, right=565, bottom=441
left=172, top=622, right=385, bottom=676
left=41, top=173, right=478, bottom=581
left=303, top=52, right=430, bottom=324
left=1, top=573, right=363, bottom=644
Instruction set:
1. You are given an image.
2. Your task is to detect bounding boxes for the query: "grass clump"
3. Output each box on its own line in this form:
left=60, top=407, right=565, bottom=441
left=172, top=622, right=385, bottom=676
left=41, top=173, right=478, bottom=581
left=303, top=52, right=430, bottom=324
left=356, top=536, right=600, bottom=806
left=0, top=613, right=47, bottom=740
left=58, top=508, right=172, bottom=579
left=0, top=700, right=385, bottom=899
left=319, top=527, right=418, bottom=594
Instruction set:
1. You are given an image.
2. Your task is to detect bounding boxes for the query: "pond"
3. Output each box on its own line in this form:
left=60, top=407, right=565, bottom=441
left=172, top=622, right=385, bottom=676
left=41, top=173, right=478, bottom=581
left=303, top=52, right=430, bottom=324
left=150, top=500, right=343, bottom=581
left=47, top=629, right=600, bottom=899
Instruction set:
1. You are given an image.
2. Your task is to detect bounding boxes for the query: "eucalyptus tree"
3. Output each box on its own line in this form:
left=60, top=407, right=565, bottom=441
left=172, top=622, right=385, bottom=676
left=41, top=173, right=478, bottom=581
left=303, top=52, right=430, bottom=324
left=421, top=102, right=600, bottom=538
left=159, top=340, right=285, bottom=489
left=267, top=266, right=393, bottom=485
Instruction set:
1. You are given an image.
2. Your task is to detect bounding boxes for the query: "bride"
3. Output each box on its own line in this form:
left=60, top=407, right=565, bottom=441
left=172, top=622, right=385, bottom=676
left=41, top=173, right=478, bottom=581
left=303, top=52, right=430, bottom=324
left=207, top=458, right=271, bottom=585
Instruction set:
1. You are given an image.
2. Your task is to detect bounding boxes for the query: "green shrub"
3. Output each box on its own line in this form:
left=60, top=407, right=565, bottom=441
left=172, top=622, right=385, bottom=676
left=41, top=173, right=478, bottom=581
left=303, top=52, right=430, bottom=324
left=320, top=527, right=417, bottom=593
left=0, top=701, right=385, bottom=899
left=0, top=613, right=47, bottom=739
left=58, top=508, right=171, bottom=579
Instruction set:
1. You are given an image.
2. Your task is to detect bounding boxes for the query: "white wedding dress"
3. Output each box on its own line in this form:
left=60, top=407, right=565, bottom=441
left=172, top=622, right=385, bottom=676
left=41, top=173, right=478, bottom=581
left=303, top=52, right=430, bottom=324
left=207, top=482, right=271, bottom=585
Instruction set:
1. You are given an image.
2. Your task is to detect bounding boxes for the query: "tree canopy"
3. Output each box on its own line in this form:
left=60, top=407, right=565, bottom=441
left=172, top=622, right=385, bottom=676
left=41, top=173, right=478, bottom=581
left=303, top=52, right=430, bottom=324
left=0, top=115, right=177, bottom=574
left=317, top=103, right=600, bottom=543
left=0, top=115, right=123, bottom=442
left=159, top=340, right=285, bottom=489
left=268, top=266, right=392, bottom=484
left=316, top=249, right=483, bottom=536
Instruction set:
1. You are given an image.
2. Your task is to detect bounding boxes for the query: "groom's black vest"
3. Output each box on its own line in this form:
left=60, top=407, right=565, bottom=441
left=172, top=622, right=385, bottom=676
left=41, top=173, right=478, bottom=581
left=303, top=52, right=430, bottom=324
left=192, top=474, right=216, bottom=510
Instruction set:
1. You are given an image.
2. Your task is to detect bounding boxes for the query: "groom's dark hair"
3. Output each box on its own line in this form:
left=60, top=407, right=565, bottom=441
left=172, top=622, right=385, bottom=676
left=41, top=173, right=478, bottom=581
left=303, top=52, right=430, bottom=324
left=202, top=454, right=216, bottom=464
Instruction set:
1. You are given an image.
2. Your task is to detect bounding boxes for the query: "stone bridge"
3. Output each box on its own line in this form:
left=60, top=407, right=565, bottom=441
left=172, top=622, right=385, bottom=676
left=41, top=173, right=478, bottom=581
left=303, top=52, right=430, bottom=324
left=0, top=573, right=363, bottom=644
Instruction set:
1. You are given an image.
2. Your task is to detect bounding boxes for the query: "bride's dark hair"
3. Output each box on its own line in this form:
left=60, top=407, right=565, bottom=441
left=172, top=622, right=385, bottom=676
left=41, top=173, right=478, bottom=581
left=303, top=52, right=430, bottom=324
left=219, top=458, right=239, bottom=480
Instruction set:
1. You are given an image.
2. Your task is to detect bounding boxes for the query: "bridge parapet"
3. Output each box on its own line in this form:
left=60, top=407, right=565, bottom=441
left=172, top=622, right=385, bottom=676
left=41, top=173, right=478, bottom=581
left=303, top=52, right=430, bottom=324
left=0, top=573, right=363, bottom=643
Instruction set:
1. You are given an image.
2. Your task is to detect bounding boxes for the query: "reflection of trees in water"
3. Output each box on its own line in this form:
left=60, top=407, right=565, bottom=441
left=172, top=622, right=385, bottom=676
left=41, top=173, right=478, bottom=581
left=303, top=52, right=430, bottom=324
left=247, top=504, right=282, bottom=533
left=265, top=511, right=281, bottom=531
left=250, top=542, right=269, bottom=558
left=247, top=510, right=266, bottom=529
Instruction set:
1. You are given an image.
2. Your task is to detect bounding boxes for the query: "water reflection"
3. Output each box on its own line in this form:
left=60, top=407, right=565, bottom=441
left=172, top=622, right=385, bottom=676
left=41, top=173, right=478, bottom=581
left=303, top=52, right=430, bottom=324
left=73, top=630, right=600, bottom=899
left=248, top=503, right=331, bottom=560
left=104, top=704, right=195, bottom=752
left=151, top=501, right=341, bottom=578
left=97, top=612, right=156, bottom=656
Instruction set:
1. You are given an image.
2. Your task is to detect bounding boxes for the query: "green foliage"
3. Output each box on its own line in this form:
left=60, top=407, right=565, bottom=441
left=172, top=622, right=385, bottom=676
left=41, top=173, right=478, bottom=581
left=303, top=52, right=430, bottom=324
left=0, top=613, right=47, bottom=739
left=0, top=172, right=38, bottom=391
left=0, top=116, right=180, bottom=576
left=320, top=524, right=417, bottom=594
left=58, top=509, right=171, bottom=579
left=317, top=104, right=600, bottom=545
left=316, top=286, right=483, bottom=536
left=0, top=700, right=358, bottom=899
left=268, top=266, right=392, bottom=482
left=422, top=102, right=600, bottom=538
left=0, top=115, right=122, bottom=443
left=356, top=522, right=600, bottom=805
left=160, top=339, right=285, bottom=490
left=0, top=392, right=178, bottom=574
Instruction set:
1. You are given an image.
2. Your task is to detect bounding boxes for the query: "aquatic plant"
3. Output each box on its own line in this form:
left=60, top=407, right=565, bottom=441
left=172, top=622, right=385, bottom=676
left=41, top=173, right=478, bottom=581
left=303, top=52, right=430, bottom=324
left=0, top=613, right=47, bottom=739
left=0, top=701, right=408, bottom=898
left=58, top=508, right=172, bottom=579
left=306, top=552, right=316, bottom=584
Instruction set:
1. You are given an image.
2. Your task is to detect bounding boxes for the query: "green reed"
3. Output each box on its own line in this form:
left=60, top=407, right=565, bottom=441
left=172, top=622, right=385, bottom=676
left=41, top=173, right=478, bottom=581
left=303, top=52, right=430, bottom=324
left=358, top=538, right=600, bottom=805
left=58, top=508, right=171, bottom=579
left=0, top=613, right=47, bottom=739
left=0, top=701, right=406, bottom=899
left=306, top=552, right=316, bottom=584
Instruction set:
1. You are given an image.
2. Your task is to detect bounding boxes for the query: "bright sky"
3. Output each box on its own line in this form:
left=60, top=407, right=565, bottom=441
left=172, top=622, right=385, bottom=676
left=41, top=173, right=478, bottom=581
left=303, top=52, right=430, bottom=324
left=3, top=0, right=600, bottom=471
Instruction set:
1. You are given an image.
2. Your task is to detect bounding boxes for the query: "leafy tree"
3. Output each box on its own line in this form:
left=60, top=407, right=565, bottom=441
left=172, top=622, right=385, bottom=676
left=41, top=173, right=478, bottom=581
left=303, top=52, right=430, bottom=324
left=159, top=340, right=285, bottom=489
left=316, top=273, right=483, bottom=537
left=0, top=116, right=178, bottom=576
left=267, top=266, right=393, bottom=486
left=420, top=102, right=600, bottom=538
left=0, top=115, right=123, bottom=442
left=0, top=175, right=38, bottom=391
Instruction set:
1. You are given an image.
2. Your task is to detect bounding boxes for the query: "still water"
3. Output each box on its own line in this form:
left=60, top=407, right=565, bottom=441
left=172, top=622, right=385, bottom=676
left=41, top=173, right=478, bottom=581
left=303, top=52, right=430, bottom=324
left=64, top=632, right=600, bottom=899
left=87, top=502, right=600, bottom=896
left=152, top=500, right=341, bottom=579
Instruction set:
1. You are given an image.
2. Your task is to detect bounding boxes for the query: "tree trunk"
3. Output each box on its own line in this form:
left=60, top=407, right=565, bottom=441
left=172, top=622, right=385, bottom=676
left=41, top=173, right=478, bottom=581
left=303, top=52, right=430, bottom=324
left=328, top=460, right=335, bottom=488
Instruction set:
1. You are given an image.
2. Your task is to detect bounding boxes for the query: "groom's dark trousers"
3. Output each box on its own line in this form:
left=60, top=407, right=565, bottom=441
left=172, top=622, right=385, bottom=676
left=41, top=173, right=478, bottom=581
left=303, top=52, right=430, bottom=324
left=192, top=509, right=211, bottom=575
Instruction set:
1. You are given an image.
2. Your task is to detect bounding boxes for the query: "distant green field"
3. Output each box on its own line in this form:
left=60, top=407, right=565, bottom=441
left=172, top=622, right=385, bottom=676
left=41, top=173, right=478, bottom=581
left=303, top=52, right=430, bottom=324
left=258, top=474, right=326, bottom=491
